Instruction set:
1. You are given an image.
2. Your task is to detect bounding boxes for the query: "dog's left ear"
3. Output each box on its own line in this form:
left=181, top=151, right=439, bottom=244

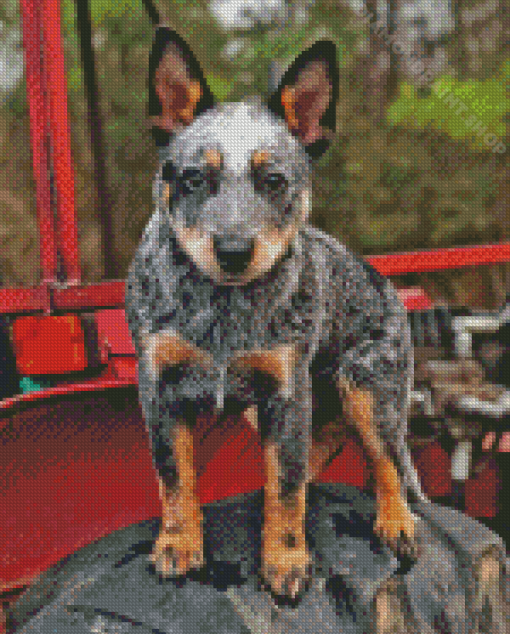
left=148, top=28, right=215, bottom=146
left=268, top=41, right=339, bottom=159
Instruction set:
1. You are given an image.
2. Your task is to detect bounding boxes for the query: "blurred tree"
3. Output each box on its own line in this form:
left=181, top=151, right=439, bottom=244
left=0, top=0, right=507, bottom=308
left=449, top=0, right=469, bottom=80
left=364, top=0, right=388, bottom=122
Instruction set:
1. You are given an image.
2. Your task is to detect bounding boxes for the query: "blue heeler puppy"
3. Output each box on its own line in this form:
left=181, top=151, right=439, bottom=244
left=125, top=27, right=426, bottom=600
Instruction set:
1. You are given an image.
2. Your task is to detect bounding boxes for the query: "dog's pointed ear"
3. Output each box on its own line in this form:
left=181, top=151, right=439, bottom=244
left=267, top=41, right=338, bottom=159
left=148, top=28, right=215, bottom=146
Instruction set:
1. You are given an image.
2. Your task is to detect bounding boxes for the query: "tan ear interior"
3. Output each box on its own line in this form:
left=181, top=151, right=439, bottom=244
left=280, top=61, right=333, bottom=145
left=153, top=43, right=204, bottom=133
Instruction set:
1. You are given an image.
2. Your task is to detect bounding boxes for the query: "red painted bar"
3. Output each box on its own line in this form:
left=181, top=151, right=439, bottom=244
left=46, top=242, right=510, bottom=310
left=52, top=281, right=126, bottom=310
left=0, top=287, right=51, bottom=314
left=19, top=0, right=57, bottom=285
left=41, top=0, right=81, bottom=284
left=367, top=242, right=510, bottom=275
left=1, top=243, right=510, bottom=316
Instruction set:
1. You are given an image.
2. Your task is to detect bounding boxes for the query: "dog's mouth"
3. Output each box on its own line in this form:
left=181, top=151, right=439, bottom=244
left=216, top=269, right=253, bottom=287
left=218, top=273, right=248, bottom=285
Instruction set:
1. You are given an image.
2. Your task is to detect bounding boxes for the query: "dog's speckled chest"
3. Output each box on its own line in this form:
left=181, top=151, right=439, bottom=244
left=127, top=212, right=333, bottom=366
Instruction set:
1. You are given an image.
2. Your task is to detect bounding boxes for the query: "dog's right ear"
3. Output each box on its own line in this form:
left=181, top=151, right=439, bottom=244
left=268, top=41, right=339, bottom=159
left=148, top=28, right=215, bottom=146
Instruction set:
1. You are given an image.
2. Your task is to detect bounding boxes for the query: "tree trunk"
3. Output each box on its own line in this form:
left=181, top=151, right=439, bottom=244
left=364, top=0, right=400, bottom=123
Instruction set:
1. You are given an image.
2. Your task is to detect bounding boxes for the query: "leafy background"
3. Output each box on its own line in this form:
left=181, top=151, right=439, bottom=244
left=0, top=0, right=507, bottom=307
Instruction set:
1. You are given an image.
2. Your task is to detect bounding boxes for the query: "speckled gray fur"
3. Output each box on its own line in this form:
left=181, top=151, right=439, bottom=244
left=126, top=194, right=424, bottom=499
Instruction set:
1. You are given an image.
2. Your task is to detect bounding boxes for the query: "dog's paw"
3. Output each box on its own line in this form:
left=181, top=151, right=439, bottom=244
left=374, top=499, right=420, bottom=560
left=150, top=525, right=204, bottom=577
left=261, top=534, right=312, bottom=599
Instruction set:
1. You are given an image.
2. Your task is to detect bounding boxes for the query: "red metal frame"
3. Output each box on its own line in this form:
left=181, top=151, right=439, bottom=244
left=0, top=378, right=135, bottom=411
left=19, top=0, right=80, bottom=292
left=369, top=243, right=510, bottom=276
left=40, top=0, right=81, bottom=285
left=2, top=241, right=510, bottom=315
left=19, top=0, right=57, bottom=286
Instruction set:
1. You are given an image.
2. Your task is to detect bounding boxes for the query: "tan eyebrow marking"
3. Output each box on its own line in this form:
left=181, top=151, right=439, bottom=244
left=204, top=148, right=222, bottom=170
left=251, top=150, right=271, bottom=168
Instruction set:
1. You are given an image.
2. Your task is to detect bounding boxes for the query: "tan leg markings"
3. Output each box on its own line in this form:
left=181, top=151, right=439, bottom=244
left=142, top=329, right=212, bottom=378
left=250, top=222, right=299, bottom=280
left=243, top=405, right=258, bottom=431
left=342, top=382, right=417, bottom=556
left=262, top=442, right=311, bottom=598
left=233, top=344, right=296, bottom=398
left=150, top=423, right=204, bottom=576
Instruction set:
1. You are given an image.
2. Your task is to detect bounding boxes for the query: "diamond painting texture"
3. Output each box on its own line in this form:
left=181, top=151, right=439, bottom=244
left=0, top=0, right=509, bottom=632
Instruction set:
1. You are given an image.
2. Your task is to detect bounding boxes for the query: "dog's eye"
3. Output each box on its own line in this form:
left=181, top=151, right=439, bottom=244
left=263, top=173, right=287, bottom=193
left=179, top=169, right=204, bottom=195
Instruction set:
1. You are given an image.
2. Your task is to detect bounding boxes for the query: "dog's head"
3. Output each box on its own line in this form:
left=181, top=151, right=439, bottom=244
left=148, top=28, right=338, bottom=286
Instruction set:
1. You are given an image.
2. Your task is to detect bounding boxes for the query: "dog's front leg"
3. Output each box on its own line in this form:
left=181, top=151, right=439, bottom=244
left=152, top=422, right=204, bottom=577
left=140, top=330, right=207, bottom=577
left=256, top=352, right=312, bottom=599
left=262, top=439, right=310, bottom=599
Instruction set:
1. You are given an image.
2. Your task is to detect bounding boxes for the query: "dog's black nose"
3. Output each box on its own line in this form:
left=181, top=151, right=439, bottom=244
left=213, top=236, right=254, bottom=275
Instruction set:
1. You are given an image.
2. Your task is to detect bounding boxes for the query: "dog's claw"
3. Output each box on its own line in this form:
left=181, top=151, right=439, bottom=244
left=375, top=506, right=420, bottom=561
left=286, top=572, right=310, bottom=599
left=396, top=531, right=421, bottom=560
left=150, top=529, right=204, bottom=577
left=191, top=551, right=204, bottom=568
left=261, top=543, right=312, bottom=599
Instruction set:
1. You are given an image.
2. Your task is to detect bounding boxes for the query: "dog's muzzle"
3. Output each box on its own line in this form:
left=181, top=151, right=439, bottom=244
left=213, top=236, right=255, bottom=274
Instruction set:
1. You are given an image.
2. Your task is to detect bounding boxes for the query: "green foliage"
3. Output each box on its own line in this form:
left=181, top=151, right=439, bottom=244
left=206, top=74, right=232, bottom=102
left=387, top=65, right=509, bottom=150
left=251, top=26, right=310, bottom=63
left=217, top=26, right=327, bottom=101
left=86, top=0, right=143, bottom=24
left=379, top=160, right=419, bottom=192
left=0, top=0, right=18, bottom=21
left=60, top=0, right=150, bottom=94
left=61, top=0, right=144, bottom=28
left=5, top=81, right=27, bottom=116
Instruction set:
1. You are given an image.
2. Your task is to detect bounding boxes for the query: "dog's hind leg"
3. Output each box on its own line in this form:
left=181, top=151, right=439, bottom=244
left=309, top=419, right=349, bottom=481
left=340, top=380, right=419, bottom=559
